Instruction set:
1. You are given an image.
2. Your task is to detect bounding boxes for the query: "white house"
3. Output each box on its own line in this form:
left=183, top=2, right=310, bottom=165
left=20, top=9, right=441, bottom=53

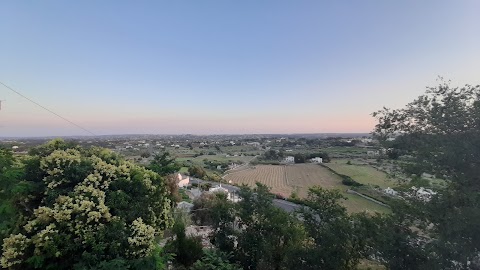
left=310, top=157, right=323, bottom=163
left=411, top=186, right=436, bottom=202
left=384, top=187, right=398, bottom=196
left=209, top=185, right=241, bottom=202
left=209, top=185, right=229, bottom=194
left=176, top=173, right=190, bottom=188
left=361, top=138, right=373, bottom=143
left=284, top=156, right=295, bottom=163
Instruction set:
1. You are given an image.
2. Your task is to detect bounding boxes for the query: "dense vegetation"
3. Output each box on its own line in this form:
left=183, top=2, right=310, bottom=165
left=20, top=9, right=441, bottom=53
left=210, top=184, right=375, bottom=270
left=372, top=80, right=480, bottom=268
left=1, top=140, right=173, bottom=269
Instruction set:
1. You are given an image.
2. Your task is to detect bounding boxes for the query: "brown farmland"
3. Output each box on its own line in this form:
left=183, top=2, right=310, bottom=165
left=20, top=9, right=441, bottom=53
left=225, top=164, right=342, bottom=198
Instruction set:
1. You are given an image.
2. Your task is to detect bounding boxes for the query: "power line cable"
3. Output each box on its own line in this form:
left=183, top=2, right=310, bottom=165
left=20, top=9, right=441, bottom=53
left=0, top=81, right=97, bottom=136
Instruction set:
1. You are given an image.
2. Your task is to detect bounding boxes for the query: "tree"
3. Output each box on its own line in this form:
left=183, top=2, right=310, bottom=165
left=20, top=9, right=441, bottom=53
left=0, top=147, right=25, bottom=241
left=148, top=152, right=180, bottom=177
left=263, top=149, right=283, bottom=161
left=148, top=153, right=181, bottom=203
left=294, top=153, right=306, bottom=163
left=165, top=217, right=203, bottom=268
left=1, top=140, right=173, bottom=269
left=210, top=184, right=306, bottom=270
left=140, top=151, right=151, bottom=158
left=191, top=250, right=241, bottom=270
left=192, top=193, right=225, bottom=226
left=372, top=79, right=480, bottom=268
left=188, top=165, right=206, bottom=179
left=287, top=187, right=372, bottom=270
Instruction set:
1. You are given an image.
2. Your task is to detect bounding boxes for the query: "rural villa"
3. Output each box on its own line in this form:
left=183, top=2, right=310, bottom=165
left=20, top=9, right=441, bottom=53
left=176, top=173, right=190, bottom=188
left=209, top=184, right=241, bottom=202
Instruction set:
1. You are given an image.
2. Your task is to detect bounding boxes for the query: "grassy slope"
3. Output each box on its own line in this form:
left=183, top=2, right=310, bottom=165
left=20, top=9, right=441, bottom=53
left=325, top=160, right=398, bottom=188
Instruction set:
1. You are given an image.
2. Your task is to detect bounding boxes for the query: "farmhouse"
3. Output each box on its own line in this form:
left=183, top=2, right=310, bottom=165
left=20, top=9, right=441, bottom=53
left=284, top=156, right=295, bottom=163
left=209, top=185, right=241, bottom=202
left=176, top=173, right=190, bottom=188
left=410, top=186, right=436, bottom=202
left=310, top=157, right=323, bottom=163
left=384, top=187, right=398, bottom=196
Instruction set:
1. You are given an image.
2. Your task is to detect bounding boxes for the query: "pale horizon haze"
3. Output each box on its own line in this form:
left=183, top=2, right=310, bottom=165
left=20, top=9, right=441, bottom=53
left=1, top=1, right=480, bottom=136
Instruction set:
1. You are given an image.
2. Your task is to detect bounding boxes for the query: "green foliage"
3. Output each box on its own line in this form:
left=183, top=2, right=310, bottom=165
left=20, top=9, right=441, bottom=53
left=294, top=153, right=306, bottom=163
left=191, top=250, right=241, bottom=270
left=1, top=140, right=173, bottom=269
left=210, top=183, right=307, bottom=270
left=289, top=187, right=373, bottom=270
left=205, top=184, right=378, bottom=270
left=262, top=149, right=284, bottom=161
left=140, top=151, right=151, bottom=158
left=188, top=165, right=206, bottom=179
left=373, top=80, right=480, bottom=268
left=165, top=219, right=203, bottom=267
left=0, top=147, right=24, bottom=241
left=178, top=189, right=191, bottom=203
left=341, top=175, right=363, bottom=186
left=148, top=152, right=180, bottom=177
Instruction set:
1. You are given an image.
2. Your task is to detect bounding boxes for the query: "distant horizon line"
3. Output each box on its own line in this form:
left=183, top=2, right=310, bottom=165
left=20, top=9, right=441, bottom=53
left=0, top=132, right=372, bottom=139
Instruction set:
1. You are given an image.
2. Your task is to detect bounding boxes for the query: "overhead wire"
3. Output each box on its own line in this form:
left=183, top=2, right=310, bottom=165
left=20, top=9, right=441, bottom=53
left=0, top=81, right=97, bottom=136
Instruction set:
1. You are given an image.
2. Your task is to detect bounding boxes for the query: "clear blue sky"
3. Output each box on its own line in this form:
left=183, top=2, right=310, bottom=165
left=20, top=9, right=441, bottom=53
left=1, top=1, right=479, bottom=136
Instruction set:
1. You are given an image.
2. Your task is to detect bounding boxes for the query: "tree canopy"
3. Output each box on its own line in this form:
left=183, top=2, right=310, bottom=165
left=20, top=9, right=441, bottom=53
left=373, top=80, right=480, bottom=268
left=1, top=139, right=173, bottom=269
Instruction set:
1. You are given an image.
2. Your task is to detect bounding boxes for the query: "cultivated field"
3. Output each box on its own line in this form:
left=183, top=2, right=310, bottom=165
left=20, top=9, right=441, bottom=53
left=325, top=160, right=398, bottom=188
left=285, top=164, right=342, bottom=195
left=225, top=164, right=390, bottom=213
left=225, top=165, right=291, bottom=197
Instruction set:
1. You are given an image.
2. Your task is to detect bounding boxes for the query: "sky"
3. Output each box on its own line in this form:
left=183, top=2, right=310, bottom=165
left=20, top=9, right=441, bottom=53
left=1, top=1, right=479, bottom=136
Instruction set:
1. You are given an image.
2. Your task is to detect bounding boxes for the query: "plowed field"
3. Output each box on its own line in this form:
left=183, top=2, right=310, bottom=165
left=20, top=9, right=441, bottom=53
left=225, top=164, right=342, bottom=198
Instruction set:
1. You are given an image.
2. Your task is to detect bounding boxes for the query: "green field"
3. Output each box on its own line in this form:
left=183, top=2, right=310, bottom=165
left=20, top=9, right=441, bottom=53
left=343, top=193, right=390, bottom=214
left=323, top=146, right=368, bottom=154
left=325, top=160, right=398, bottom=188
left=179, top=166, right=189, bottom=173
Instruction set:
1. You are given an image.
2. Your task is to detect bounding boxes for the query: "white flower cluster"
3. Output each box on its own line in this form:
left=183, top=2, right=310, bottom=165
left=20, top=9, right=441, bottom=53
left=0, top=234, right=30, bottom=268
left=41, top=149, right=82, bottom=190
left=127, top=218, right=156, bottom=257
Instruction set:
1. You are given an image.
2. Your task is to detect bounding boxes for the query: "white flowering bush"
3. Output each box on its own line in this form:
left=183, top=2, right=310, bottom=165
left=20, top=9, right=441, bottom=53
left=1, top=140, right=173, bottom=269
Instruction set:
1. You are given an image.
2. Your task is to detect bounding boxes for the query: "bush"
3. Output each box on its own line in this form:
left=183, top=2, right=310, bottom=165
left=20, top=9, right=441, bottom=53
left=341, top=175, right=362, bottom=186
left=165, top=220, right=204, bottom=267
